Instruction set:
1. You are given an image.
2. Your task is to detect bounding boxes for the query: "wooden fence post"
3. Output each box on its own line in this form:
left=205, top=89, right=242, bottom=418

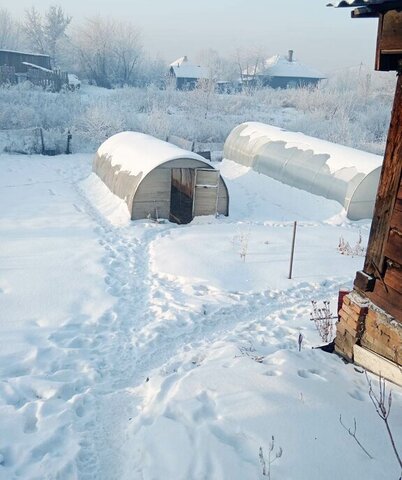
left=288, top=221, right=297, bottom=279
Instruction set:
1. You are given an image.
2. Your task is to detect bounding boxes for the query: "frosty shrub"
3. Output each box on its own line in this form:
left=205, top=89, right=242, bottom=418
left=259, top=436, right=283, bottom=479
left=310, top=300, right=337, bottom=343
left=0, top=64, right=395, bottom=154
left=338, top=231, right=366, bottom=257
left=232, top=223, right=251, bottom=262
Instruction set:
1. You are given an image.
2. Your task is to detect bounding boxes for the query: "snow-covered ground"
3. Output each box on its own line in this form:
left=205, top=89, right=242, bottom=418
left=0, top=153, right=401, bottom=480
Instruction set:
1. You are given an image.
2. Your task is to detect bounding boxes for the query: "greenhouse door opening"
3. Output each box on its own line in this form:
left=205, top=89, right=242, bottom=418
left=193, top=169, right=219, bottom=217
left=170, top=168, right=195, bottom=224
left=170, top=168, right=220, bottom=224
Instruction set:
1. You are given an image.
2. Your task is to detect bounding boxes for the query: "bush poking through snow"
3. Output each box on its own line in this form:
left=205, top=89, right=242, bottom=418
left=339, top=415, right=374, bottom=459
left=232, top=224, right=251, bottom=262
left=338, top=231, right=366, bottom=257
left=259, top=436, right=283, bottom=479
left=366, top=372, right=402, bottom=475
left=236, top=344, right=264, bottom=363
left=309, top=300, right=337, bottom=343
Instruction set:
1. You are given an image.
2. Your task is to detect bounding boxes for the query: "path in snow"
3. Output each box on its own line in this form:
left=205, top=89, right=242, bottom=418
left=2, top=154, right=399, bottom=480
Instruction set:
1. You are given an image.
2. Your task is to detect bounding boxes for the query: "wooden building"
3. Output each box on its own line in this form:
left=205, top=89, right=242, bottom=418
left=0, top=49, right=52, bottom=74
left=93, top=132, right=229, bottom=224
left=330, top=0, right=402, bottom=385
left=243, top=50, right=326, bottom=89
left=169, top=56, right=209, bottom=90
left=0, top=49, right=68, bottom=91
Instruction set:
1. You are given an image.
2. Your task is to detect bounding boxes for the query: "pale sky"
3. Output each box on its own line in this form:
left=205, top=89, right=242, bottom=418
left=4, top=0, right=379, bottom=73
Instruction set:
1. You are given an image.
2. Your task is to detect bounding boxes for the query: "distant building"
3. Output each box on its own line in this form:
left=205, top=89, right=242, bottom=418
left=243, top=50, right=326, bottom=89
left=0, top=48, right=68, bottom=91
left=0, top=49, right=52, bottom=76
left=169, top=56, right=209, bottom=90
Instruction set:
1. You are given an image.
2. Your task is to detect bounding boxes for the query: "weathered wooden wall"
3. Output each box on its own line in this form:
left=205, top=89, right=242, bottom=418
left=357, top=74, right=402, bottom=322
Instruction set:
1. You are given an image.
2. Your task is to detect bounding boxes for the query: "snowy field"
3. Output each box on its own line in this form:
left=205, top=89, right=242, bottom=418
left=0, top=153, right=401, bottom=480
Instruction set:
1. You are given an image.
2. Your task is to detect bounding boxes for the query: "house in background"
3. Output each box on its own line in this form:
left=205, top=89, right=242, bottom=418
left=0, top=48, right=68, bottom=91
left=169, top=56, right=209, bottom=90
left=0, top=49, right=52, bottom=75
left=243, top=50, right=326, bottom=89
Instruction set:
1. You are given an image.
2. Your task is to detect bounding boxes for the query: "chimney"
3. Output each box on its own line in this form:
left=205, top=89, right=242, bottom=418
left=288, top=50, right=294, bottom=62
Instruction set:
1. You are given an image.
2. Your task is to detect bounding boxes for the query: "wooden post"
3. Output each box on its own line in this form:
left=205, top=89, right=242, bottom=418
left=288, top=221, right=297, bottom=279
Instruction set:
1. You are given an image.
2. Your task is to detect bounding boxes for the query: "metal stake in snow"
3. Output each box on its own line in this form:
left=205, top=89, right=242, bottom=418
left=288, top=221, right=297, bottom=279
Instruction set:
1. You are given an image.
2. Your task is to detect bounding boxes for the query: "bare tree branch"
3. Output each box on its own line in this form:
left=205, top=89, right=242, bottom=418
left=339, top=414, right=374, bottom=459
left=365, top=372, right=402, bottom=472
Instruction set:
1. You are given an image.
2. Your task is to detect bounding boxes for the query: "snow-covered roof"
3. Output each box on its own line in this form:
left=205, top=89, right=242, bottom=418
left=0, top=48, right=50, bottom=58
left=328, top=0, right=395, bottom=6
left=223, top=122, right=383, bottom=220
left=169, top=56, right=189, bottom=67
left=246, top=55, right=325, bottom=79
left=170, top=64, right=209, bottom=79
left=22, top=62, right=53, bottom=73
left=97, top=132, right=210, bottom=178
left=235, top=122, right=381, bottom=174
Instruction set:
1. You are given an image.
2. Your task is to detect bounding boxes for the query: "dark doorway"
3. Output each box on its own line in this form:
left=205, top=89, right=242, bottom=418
left=170, top=168, right=195, bottom=224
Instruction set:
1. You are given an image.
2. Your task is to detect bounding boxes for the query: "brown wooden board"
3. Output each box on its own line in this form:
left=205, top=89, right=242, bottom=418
left=354, top=270, right=376, bottom=292
left=376, top=10, right=402, bottom=71
left=384, top=227, right=402, bottom=264
left=384, top=264, right=402, bottom=294
left=390, top=204, right=402, bottom=229
left=367, top=282, right=402, bottom=323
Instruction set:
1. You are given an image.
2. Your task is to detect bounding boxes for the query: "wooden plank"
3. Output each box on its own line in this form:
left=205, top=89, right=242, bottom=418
left=378, top=10, right=402, bottom=53
left=384, top=263, right=402, bottom=294
left=390, top=205, right=402, bottom=229
left=384, top=227, right=402, bottom=264
left=195, top=169, right=219, bottom=186
left=167, top=135, right=194, bottom=152
left=354, top=270, right=376, bottom=292
left=367, top=281, right=402, bottom=323
left=363, top=74, right=402, bottom=275
left=354, top=345, right=402, bottom=386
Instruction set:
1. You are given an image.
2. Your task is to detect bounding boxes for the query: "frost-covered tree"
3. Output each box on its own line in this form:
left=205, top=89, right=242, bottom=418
left=112, top=22, right=142, bottom=86
left=23, top=6, right=71, bottom=63
left=44, top=6, right=72, bottom=64
left=74, top=17, right=142, bottom=88
left=0, top=9, right=21, bottom=50
left=197, top=48, right=238, bottom=82
left=23, top=7, right=46, bottom=54
left=235, top=46, right=268, bottom=90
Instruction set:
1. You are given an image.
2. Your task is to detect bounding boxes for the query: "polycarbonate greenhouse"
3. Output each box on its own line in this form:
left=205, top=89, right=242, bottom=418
left=93, top=132, right=229, bottom=224
left=223, top=122, right=382, bottom=220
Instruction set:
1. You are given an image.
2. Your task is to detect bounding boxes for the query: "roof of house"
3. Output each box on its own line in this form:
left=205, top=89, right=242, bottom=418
left=170, top=56, right=189, bottom=67
left=22, top=62, right=53, bottom=73
left=245, top=55, right=326, bottom=79
left=328, top=0, right=397, bottom=5
left=0, top=49, right=50, bottom=58
left=170, top=62, right=209, bottom=80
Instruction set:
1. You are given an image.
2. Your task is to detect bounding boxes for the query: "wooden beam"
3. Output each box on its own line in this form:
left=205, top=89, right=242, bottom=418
left=363, top=73, right=402, bottom=276
left=367, top=280, right=402, bottom=323
left=354, top=345, right=402, bottom=386
left=354, top=270, right=376, bottom=291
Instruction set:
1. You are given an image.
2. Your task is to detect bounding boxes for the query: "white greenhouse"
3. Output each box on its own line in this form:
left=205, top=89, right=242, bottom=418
left=223, top=122, right=382, bottom=220
left=93, top=132, right=229, bottom=224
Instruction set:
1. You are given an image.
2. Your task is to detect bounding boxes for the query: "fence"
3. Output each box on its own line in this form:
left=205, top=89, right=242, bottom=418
left=0, top=65, right=16, bottom=85
left=26, top=68, right=68, bottom=92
